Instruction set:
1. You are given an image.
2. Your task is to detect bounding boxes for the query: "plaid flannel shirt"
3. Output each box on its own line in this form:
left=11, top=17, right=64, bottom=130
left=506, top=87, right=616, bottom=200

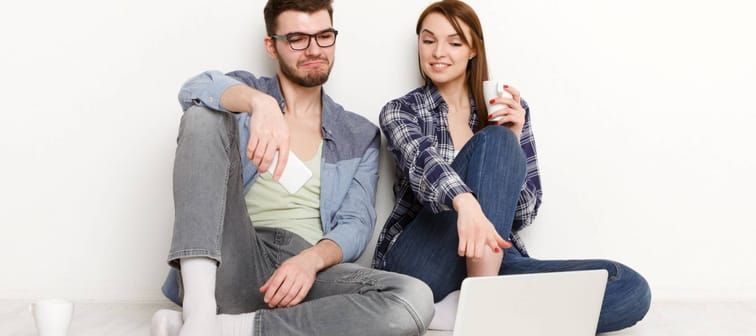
left=372, top=83, right=542, bottom=269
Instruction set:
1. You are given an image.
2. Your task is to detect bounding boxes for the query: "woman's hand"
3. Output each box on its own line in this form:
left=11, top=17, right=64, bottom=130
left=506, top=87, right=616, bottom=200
left=487, top=85, right=526, bottom=141
left=453, top=193, right=512, bottom=259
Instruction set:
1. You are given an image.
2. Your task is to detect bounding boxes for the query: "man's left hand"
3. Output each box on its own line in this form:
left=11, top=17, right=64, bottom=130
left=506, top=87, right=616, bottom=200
left=259, top=253, right=319, bottom=308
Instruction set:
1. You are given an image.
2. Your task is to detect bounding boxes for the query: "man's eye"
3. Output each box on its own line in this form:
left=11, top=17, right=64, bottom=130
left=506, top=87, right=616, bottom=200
left=288, top=35, right=306, bottom=43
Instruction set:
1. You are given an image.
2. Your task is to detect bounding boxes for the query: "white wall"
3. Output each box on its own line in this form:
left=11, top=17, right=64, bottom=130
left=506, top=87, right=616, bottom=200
left=1, top=0, right=754, bottom=302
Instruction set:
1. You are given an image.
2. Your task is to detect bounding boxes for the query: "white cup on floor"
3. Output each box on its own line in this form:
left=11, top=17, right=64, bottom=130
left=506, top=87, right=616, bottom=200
left=483, top=80, right=513, bottom=122
left=29, top=299, right=74, bottom=336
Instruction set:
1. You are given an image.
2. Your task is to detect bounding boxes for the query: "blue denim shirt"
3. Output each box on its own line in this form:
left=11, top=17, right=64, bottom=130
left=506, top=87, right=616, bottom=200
left=178, top=71, right=380, bottom=262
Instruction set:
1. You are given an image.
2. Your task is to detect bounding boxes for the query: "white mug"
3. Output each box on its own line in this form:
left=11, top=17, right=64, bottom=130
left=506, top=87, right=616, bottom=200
left=483, top=80, right=513, bottom=122
left=29, top=299, right=74, bottom=336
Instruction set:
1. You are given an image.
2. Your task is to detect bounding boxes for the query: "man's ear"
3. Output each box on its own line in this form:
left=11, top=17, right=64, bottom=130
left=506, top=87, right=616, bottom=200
left=264, top=36, right=278, bottom=60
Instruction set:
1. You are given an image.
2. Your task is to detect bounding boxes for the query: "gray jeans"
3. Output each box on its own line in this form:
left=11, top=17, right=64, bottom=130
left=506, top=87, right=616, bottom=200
left=167, top=106, right=433, bottom=335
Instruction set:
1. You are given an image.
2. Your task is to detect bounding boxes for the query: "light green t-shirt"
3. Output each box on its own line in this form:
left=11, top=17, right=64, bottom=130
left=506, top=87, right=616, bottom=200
left=246, top=142, right=323, bottom=245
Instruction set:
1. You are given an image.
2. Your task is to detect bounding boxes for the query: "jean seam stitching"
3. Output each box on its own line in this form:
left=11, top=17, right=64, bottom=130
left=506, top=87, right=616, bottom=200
left=254, top=310, right=263, bottom=336
left=213, top=113, right=235, bottom=266
left=385, top=292, right=426, bottom=335
left=213, top=158, right=229, bottom=264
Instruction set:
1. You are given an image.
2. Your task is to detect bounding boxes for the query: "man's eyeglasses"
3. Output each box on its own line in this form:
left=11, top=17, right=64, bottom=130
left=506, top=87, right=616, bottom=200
left=270, top=29, right=339, bottom=51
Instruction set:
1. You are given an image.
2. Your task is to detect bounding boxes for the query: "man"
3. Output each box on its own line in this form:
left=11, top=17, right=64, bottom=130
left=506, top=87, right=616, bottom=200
left=151, top=0, right=433, bottom=335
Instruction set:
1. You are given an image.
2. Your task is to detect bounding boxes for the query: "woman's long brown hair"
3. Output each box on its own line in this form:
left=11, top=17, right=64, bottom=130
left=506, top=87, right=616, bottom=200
left=416, top=0, right=489, bottom=131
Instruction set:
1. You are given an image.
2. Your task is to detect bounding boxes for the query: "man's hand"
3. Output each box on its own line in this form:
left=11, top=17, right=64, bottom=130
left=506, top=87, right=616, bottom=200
left=259, top=240, right=343, bottom=308
left=259, top=252, right=319, bottom=308
left=453, top=193, right=512, bottom=259
left=220, top=85, right=290, bottom=180
left=247, top=93, right=290, bottom=180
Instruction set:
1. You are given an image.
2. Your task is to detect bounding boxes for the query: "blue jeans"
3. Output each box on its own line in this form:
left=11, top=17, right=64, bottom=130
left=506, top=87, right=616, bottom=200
left=384, top=126, right=651, bottom=333
left=162, top=106, right=434, bottom=335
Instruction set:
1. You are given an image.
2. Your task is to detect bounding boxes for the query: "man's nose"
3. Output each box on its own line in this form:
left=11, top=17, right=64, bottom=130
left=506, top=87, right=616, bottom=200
left=304, top=37, right=323, bottom=56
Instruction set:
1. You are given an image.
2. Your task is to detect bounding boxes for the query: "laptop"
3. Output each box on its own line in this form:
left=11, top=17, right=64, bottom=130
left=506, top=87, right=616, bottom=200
left=452, top=269, right=608, bottom=336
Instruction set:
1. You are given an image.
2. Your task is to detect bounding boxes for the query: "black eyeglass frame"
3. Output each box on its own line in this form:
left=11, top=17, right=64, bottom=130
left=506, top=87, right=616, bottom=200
left=270, top=28, right=339, bottom=51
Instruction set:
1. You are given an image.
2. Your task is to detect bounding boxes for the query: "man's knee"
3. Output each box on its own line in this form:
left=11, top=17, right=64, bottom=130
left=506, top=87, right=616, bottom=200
left=180, top=106, right=233, bottom=135
left=385, top=273, right=435, bottom=334
left=177, top=106, right=236, bottom=149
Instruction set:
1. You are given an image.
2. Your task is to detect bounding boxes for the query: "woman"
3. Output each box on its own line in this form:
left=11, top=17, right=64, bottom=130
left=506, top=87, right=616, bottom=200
left=373, top=0, right=651, bottom=332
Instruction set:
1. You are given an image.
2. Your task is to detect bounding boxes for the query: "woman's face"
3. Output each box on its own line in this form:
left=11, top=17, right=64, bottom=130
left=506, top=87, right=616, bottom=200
left=418, top=12, right=476, bottom=88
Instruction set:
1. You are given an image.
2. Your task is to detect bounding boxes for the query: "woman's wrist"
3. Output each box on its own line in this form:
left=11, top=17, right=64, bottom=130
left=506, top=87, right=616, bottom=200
left=452, top=192, right=479, bottom=213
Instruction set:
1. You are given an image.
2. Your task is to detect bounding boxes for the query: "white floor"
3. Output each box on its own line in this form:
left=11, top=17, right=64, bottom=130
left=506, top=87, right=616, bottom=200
left=2, top=300, right=755, bottom=335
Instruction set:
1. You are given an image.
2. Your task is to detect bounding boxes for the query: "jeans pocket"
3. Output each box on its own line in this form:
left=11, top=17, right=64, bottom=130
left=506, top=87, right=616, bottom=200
left=259, top=228, right=310, bottom=267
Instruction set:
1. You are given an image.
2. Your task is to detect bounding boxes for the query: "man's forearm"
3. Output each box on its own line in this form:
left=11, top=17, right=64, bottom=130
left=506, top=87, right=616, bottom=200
left=220, top=84, right=262, bottom=113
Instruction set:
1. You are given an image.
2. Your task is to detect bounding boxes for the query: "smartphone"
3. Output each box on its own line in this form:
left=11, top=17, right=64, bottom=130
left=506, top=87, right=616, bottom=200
left=268, top=151, right=312, bottom=194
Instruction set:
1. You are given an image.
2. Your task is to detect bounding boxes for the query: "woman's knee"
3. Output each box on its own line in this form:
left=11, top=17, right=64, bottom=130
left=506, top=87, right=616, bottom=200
left=598, top=262, right=652, bottom=332
left=477, top=126, right=526, bottom=165
left=615, top=262, right=651, bottom=309
left=622, top=263, right=652, bottom=318
left=479, top=125, right=519, bottom=148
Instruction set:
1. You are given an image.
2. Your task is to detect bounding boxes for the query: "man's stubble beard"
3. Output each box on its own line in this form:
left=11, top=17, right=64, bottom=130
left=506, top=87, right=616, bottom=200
left=279, top=55, right=333, bottom=88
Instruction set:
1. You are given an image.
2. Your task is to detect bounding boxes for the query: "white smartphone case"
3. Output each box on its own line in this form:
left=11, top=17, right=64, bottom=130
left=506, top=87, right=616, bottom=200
left=268, top=151, right=312, bottom=194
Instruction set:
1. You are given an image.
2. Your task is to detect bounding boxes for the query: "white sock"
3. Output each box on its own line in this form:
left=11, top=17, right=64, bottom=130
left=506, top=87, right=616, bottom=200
left=218, top=313, right=256, bottom=336
left=178, top=257, right=219, bottom=336
left=428, top=290, right=460, bottom=331
left=151, top=309, right=183, bottom=336
left=153, top=258, right=256, bottom=336
left=151, top=309, right=256, bottom=336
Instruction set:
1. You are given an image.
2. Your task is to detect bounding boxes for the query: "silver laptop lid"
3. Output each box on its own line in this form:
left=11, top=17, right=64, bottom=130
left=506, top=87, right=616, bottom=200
left=453, top=269, right=608, bottom=336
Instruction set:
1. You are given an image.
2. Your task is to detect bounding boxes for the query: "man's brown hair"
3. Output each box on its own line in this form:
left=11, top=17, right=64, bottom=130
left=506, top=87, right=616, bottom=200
left=264, top=0, right=334, bottom=35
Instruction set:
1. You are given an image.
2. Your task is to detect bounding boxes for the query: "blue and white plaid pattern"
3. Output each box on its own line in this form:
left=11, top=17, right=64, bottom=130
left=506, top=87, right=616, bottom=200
left=372, top=84, right=542, bottom=268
